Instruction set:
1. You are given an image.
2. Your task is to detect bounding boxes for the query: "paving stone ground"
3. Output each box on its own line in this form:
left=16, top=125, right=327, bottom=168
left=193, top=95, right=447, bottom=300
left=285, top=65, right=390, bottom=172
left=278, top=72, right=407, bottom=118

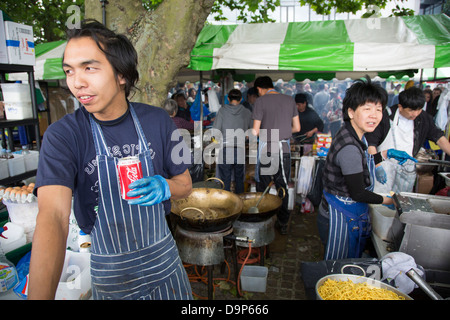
left=186, top=206, right=323, bottom=301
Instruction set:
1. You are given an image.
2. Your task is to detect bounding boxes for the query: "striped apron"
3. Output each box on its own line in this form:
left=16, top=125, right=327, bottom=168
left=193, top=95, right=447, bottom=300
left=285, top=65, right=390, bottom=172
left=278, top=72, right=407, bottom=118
left=88, top=105, right=192, bottom=300
left=324, top=137, right=375, bottom=260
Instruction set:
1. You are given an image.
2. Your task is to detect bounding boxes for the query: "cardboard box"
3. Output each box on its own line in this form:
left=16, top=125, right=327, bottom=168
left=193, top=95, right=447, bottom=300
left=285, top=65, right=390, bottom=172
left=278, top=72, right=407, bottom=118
left=416, top=173, right=434, bottom=194
left=0, top=11, right=8, bottom=63
left=4, top=21, right=35, bottom=65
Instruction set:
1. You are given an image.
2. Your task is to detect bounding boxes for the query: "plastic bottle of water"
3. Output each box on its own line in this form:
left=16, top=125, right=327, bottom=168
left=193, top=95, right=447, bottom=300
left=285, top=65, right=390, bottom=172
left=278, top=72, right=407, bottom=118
left=21, top=145, right=30, bottom=155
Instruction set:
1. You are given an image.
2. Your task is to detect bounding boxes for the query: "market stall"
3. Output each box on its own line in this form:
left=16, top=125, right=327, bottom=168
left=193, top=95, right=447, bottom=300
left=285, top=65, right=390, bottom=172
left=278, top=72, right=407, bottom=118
left=1, top=14, right=449, bottom=301
left=184, top=13, right=450, bottom=300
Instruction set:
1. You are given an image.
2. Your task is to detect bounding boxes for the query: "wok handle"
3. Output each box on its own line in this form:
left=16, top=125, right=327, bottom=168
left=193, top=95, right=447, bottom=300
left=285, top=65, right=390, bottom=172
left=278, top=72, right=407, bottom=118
left=406, top=268, right=443, bottom=300
left=341, top=264, right=366, bottom=277
left=277, top=187, right=286, bottom=199
left=180, top=207, right=206, bottom=222
left=205, top=177, right=225, bottom=189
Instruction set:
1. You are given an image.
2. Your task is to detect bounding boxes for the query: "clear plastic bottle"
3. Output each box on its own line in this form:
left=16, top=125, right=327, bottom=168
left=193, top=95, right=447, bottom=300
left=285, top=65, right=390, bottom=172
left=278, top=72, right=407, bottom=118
left=21, top=145, right=30, bottom=155
left=0, top=244, right=19, bottom=296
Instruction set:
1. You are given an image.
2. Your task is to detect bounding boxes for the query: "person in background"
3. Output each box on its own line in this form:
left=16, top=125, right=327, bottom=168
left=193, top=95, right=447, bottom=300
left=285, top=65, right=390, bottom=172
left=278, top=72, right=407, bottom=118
left=172, top=91, right=191, bottom=121
left=163, top=98, right=195, bottom=131
left=28, top=20, right=193, bottom=300
left=313, top=83, right=329, bottom=119
left=293, top=93, right=323, bottom=144
left=252, top=76, right=301, bottom=235
left=367, top=87, right=450, bottom=194
left=243, top=86, right=257, bottom=112
left=426, top=87, right=442, bottom=118
left=423, top=88, right=433, bottom=112
left=213, top=89, right=252, bottom=194
left=186, top=87, right=196, bottom=105
left=326, top=88, right=343, bottom=137
left=295, top=82, right=314, bottom=107
left=317, top=76, right=400, bottom=260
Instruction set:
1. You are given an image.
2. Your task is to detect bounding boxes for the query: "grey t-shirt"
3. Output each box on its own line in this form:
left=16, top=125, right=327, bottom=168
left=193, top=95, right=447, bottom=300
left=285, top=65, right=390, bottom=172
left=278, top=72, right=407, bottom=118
left=335, top=144, right=364, bottom=175
left=252, top=93, right=297, bottom=152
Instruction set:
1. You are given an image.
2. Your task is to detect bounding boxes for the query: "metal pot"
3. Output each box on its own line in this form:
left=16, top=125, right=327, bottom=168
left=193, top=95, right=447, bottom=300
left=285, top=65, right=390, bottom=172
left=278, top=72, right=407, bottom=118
left=238, top=188, right=285, bottom=222
left=315, top=274, right=413, bottom=300
left=170, top=188, right=243, bottom=232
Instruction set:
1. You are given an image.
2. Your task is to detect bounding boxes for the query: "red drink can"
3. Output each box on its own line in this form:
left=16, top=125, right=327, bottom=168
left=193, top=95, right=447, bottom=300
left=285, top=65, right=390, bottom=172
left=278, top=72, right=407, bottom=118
left=117, top=156, right=143, bottom=200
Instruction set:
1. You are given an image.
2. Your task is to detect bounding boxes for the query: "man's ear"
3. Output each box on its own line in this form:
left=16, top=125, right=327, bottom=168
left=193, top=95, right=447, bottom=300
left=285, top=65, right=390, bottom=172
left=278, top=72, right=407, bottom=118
left=118, top=74, right=127, bottom=85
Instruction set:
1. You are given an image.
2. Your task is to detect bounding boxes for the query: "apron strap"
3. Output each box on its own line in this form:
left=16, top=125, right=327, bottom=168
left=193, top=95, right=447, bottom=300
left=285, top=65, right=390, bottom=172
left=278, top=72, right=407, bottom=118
left=255, top=139, right=290, bottom=185
left=129, top=103, right=149, bottom=152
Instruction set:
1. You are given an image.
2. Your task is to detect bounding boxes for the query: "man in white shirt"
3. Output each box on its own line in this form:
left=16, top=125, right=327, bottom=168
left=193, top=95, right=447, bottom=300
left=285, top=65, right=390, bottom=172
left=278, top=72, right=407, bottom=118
left=366, top=87, right=450, bottom=193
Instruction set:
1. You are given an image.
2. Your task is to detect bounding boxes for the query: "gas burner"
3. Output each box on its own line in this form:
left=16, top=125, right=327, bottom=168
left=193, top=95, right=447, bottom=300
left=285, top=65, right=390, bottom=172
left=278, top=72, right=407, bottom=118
left=174, top=225, right=233, bottom=266
left=233, top=215, right=276, bottom=248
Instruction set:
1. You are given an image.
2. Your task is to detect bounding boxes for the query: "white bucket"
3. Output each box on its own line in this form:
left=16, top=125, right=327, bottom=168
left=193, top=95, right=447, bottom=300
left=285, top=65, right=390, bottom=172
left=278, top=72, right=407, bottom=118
left=240, top=265, right=268, bottom=293
left=0, top=222, right=26, bottom=254
left=7, top=154, right=26, bottom=176
left=3, top=199, right=38, bottom=243
left=4, top=101, right=33, bottom=120
left=0, top=83, right=33, bottom=120
left=24, top=150, right=39, bottom=171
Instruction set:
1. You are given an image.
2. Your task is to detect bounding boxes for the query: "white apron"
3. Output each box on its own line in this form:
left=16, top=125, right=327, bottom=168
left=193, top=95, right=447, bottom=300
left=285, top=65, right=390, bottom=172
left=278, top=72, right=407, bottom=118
left=374, top=108, right=416, bottom=194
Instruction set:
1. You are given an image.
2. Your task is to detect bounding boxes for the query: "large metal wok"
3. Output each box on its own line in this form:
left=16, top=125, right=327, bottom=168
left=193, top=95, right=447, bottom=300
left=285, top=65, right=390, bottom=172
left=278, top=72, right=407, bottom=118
left=170, top=188, right=243, bottom=232
left=238, top=188, right=285, bottom=222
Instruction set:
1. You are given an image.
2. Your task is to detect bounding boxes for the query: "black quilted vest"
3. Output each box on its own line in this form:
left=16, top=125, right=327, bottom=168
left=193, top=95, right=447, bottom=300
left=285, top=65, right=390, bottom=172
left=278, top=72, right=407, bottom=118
left=322, top=121, right=372, bottom=198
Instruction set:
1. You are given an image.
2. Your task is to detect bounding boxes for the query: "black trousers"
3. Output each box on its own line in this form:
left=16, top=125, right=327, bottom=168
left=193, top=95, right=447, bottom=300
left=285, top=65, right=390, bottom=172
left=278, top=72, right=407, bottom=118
left=256, top=152, right=291, bottom=225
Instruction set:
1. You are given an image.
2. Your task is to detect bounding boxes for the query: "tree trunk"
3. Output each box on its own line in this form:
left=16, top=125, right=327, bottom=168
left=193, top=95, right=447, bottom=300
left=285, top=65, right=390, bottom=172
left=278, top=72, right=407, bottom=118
left=85, top=0, right=215, bottom=107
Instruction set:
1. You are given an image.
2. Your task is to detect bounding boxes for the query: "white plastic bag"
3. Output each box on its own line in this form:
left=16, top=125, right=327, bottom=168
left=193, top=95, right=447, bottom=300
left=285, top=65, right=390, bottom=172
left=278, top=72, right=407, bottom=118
left=296, top=156, right=315, bottom=196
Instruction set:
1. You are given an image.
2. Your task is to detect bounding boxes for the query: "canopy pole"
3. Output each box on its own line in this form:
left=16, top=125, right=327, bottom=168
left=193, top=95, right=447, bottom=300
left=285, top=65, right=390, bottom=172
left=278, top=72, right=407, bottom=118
left=100, top=0, right=108, bottom=26
left=200, top=71, right=203, bottom=141
left=419, top=68, right=423, bottom=87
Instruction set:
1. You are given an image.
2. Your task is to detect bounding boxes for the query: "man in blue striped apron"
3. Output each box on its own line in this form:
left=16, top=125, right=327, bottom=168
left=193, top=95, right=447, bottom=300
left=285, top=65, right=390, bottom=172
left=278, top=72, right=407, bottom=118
left=28, top=20, right=193, bottom=300
left=317, top=77, right=398, bottom=260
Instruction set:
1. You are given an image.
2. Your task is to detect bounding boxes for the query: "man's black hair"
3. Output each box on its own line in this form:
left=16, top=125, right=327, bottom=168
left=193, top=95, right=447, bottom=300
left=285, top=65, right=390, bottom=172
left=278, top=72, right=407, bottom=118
left=295, top=93, right=307, bottom=104
left=398, top=87, right=426, bottom=110
left=254, top=76, right=274, bottom=91
left=228, top=89, right=242, bottom=102
left=342, top=75, right=388, bottom=121
left=65, top=19, right=139, bottom=98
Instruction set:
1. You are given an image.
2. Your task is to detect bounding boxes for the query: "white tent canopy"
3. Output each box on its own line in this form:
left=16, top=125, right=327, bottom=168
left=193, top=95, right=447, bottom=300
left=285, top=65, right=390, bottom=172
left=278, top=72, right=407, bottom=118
left=8, top=14, right=450, bottom=83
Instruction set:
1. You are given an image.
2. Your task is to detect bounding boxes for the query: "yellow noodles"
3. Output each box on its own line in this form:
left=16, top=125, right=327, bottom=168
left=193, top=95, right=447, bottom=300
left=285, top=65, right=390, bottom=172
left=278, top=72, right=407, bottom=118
left=318, top=278, right=406, bottom=300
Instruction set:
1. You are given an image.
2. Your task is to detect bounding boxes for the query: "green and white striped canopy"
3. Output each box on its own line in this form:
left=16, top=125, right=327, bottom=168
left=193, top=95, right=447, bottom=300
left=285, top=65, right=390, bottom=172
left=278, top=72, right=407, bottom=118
left=8, top=14, right=450, bottom=82
left=189, top=14, right=450, bottom=74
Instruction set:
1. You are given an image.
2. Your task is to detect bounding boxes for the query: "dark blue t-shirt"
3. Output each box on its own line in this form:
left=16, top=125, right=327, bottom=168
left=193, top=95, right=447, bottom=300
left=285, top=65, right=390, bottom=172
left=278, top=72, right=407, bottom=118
left=35, top=102, right=191, bottom=233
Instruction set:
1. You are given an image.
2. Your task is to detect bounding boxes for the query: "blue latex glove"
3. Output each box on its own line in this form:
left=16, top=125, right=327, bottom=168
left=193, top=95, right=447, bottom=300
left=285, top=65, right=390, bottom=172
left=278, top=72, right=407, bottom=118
left=387, top=149, right=418, bottom=165
left=383, top=195, right=395, bottom=210
left=127, top=175, right=171, bottom=206
left=375, top=166, right=387, bottom=184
